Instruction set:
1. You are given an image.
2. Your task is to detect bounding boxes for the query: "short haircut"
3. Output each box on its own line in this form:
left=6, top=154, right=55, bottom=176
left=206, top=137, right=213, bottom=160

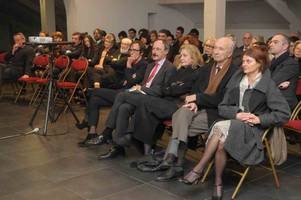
left=189, top=28, right=199, bottom=36
left=154, top=39, right=170, bottom=52
left=131, top=40, right=145, bottom=53
left=244, top=46, right=270, bottom=72
left=177, top=26, right=184, bottom=34
left=274, top=33, right=289, bottom=46
left=121, top=38, right=132, bottom=45
left=118, top=31, right=127, bottom=38
left=128, top=28, right=137, bottom=33
left=159, top=29, right=171, bottom=37
left=14, top=32, right=25, bottom=40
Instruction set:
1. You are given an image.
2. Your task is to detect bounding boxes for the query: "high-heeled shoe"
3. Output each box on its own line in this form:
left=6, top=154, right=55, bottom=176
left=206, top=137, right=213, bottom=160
left=178, top=170, right=202, bottom=185
left=212, top=184, right=223, bottom=200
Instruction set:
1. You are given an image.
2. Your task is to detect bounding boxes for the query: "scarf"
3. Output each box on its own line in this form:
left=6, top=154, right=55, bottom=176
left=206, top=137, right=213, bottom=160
left=204, top=58, right=231, bottom=95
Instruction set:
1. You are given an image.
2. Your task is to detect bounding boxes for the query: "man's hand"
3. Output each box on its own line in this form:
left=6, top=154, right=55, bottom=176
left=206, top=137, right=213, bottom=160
left=278, top=81, right=290, bottom=89
left=20, top=74, right=29, bottom=79
left=185, top=94, right=196, bottom=104
left=182, top=102, right=198, bottom=113
left=127, top=57, right=135, bottom=69
left=94, top=64, right=103, bottom=70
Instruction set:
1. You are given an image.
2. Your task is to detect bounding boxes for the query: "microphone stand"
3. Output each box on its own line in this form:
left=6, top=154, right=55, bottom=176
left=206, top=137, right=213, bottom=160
left=28, top=41, right=80, bottom=135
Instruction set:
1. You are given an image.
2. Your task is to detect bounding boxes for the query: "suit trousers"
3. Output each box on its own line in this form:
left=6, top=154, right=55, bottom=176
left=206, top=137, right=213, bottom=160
left=105, top=92, right=145, bottom=146
left=0, top=63, right=23, bottom=84
left=87, top=88, right=122, bottom=126
left=171, top=107, right=209, bottom=143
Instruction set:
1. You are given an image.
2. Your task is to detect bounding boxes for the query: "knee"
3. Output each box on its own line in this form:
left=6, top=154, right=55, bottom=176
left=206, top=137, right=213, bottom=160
left=216, top=142, right=225, bottom=152
left=119, top=103, right=133, bottom=113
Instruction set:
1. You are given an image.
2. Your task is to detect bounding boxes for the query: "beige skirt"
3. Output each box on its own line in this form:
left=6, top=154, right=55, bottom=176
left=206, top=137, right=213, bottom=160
left=207, top=120, right=231, bottom=143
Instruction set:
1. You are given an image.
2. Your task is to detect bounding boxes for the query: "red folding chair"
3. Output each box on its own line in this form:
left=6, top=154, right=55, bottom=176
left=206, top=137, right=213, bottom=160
left=0, top=52, right=7, bottom=63
left=14, top=54, right=49, bottom=103
left=31, top=55, right=70, bottom=105
left=283, top=79, right=301, bottom=150
left=54, top=57, right=88, bottom=113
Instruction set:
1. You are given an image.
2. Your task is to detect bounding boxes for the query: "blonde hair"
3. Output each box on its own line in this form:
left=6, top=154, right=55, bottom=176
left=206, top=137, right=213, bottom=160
left=178, top=44, right=203, bottom=69
left=293, top=40, right=301, bottom=53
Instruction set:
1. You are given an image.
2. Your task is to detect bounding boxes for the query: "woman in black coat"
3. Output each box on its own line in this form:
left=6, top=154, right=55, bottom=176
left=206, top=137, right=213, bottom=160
left=180, top=47, right=290, bottom=200
left=133, top=44, right=203, bottom=148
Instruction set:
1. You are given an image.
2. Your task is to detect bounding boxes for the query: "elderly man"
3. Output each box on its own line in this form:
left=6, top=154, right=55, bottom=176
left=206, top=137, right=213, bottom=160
left=0, top=32, right=34, bottom=87
left=239, top=32, right=253, bottom=52
left=92, top=39, right=176, bottom=159
left=269, top=33, right=299, bottom=110
left=144, top=37, right=238, bottom=181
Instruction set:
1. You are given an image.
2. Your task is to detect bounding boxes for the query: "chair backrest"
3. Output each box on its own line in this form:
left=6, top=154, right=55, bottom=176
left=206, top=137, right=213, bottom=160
left=55, top=55, right=70, bottom=69
left=33, top=54, right=49, bottom=67
left=0, top=52, right=6, bottom=63
left=70, top=58, right=88, bottom=71
left=295, top=79, right=301, bottom=96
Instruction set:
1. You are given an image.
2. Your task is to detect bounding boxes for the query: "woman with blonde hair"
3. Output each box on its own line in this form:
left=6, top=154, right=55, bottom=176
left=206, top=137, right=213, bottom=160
left=131, top=44, right=203, bottom=155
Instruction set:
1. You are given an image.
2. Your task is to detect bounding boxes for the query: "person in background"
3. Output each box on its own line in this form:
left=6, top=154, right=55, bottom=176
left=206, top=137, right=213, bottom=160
left=128, top=28, right=138, bottom=41
left=65, top=32, right=83, bottom=59
left=93, top=28, right=106, bottom=49
left=0, top=32, right=34, bottom=87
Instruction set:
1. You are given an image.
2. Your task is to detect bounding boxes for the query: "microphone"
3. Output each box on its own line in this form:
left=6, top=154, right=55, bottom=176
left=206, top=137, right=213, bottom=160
left=24, top=127, right=40, bottom=135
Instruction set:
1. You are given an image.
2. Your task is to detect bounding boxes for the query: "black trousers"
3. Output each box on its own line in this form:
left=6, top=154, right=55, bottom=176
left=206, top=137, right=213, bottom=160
left=87, top=88, right=123, bottom=127
left=0, top=63, right=23, bottom=84
left=105, top=91, right=148, bottom=146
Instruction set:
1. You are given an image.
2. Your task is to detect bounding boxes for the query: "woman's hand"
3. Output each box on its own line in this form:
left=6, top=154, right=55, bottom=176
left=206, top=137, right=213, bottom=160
left=236, top=112, right=260, bottom=126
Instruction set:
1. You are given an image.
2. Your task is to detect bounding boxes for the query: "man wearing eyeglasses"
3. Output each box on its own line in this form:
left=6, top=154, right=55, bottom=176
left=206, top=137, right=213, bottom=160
left=89, top=39, right=176, bottom=159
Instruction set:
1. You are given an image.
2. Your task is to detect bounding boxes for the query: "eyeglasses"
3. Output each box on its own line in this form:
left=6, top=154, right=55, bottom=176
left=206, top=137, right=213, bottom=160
left=129, top=49, right=140, bottom=52
left=204, top=44, right=214, bottom=48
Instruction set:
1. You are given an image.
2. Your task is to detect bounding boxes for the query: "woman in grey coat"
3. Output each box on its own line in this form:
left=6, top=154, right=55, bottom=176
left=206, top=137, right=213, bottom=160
left=179, top=46, right=291, bottom=200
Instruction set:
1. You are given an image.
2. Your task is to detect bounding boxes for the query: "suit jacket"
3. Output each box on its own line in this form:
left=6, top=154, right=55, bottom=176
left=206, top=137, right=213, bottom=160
left=141, top=59, right=176, bottom=97
left=5, top=45, right=35, bottom=75
left=192, top=62, right=238, bottom=127
left=270, top=51, right=299, bottom=109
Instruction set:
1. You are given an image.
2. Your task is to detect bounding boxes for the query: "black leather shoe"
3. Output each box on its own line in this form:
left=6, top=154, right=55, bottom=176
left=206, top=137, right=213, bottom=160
left=86, top=135, right=111, bottom=146
left=78, top=133, right=97, bottom=147
left=75, top=120, right=88, bottom=130
left=137, top=160, right=172, bottom=172
left=98, top=145, right=125, bottom=160
left=156, top=166, right=184, bottom=182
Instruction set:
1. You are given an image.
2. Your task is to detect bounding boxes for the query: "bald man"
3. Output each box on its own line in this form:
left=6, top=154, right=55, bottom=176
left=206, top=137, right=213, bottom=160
left=141, top=37, right=239, bottom=181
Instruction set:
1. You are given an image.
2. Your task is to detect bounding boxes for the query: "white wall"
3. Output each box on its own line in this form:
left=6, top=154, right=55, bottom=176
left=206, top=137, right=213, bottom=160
left=63, top=0, right=195, bottom=39
left=63, top=0, right=292, bottom=44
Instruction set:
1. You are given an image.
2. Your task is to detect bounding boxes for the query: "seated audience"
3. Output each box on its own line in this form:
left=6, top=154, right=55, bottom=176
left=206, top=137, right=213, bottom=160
left=90, top=39, right=176, bottom=159
left=78, top=41, right=148, bottom=146
left=188, top=28, right=203, bottom=53
left=132, top=44, right=203, bottom=154
left=293, top=40, right=301, bottom=70
left=128, top=28, right=138, bottom=41
left=180, top=47, right=290, bottom=200
left=147, top=37, right=238, bottom=181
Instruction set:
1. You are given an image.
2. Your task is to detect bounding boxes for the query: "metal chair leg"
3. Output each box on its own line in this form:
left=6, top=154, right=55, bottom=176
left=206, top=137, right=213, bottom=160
left=231, top=167, right=250, bottom=199
left=264, top=138, right=280, bottom=188
left=201, top=160, right=214, bottom=183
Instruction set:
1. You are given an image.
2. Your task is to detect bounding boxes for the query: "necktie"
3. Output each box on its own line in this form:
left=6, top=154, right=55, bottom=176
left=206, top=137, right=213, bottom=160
left=215, top=65, right=221, bottom=75
left=145, top=63, right=159, bottom=86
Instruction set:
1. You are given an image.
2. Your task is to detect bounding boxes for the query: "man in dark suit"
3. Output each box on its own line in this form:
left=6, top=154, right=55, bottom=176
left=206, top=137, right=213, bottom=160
left=148, top=37, right=238, bottom=181
left=92, top=39, right=176, bottom=159
left=269, top=33, right=299, bottom=110
left=0, top=32, right=34, bottom=86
